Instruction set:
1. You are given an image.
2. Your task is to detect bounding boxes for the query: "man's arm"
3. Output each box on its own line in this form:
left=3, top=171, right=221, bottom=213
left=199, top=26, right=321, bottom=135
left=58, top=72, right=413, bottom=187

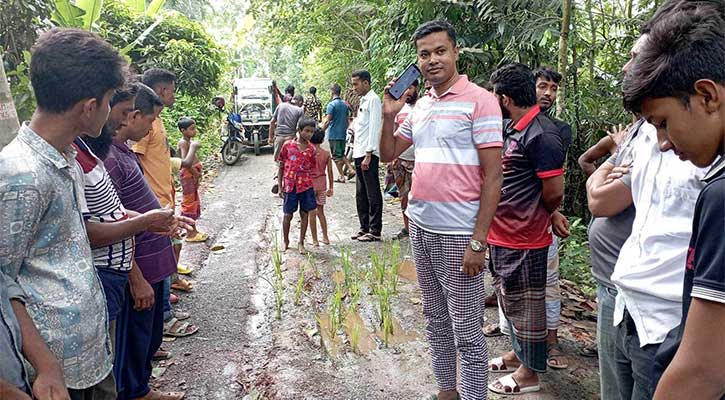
left=380, top=82, right=412, bottom=162
left=462, top=147, right=502, bottom=277
left=127, top=260, right=154, bottom=311
left=322, top=113, right=333, bottom=132
left=578, top=136, right=616, bottom=177
left=268, top=118, right=277, bottom=145
left=85, top=208, right=175, bottom=248
left=11, top=300, right=69, bottom=400
left=586, top=161, right=633, bottom=217
left=541, top=175, right=565, bottom=213
left=0, top=378, right=31, bottom=400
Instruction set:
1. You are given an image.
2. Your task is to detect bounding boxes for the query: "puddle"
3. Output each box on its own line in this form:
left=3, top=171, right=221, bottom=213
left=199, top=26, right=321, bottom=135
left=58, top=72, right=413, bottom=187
left=317, top=313, right=343, bottom=357
left=398, top=259, right=417, bottom=281
left=374, top=316, right=419, bottom=346
left=344, top=309, right=376, bottom=354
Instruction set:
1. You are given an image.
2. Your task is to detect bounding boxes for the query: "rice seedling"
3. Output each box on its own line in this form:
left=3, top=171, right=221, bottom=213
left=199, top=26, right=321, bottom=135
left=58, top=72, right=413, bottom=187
left=387, top=241, right=401, bottom=294
left=328, top=283, right=346, bottom=338
left=271, top=235, right=283, bottom=281
left=260, top=275, right=284, bottom=320
left=348, top=322, right=361, bottom=354
left=294, top=265, right=305, bottom=306
left=370, top=251, right=386, bottom=289
left=339, top=245, right=355, bottom=289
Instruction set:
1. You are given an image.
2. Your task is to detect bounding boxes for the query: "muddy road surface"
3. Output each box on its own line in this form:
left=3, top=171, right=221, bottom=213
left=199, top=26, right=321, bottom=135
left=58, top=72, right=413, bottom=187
left=156, top=147, right=600, bottom=400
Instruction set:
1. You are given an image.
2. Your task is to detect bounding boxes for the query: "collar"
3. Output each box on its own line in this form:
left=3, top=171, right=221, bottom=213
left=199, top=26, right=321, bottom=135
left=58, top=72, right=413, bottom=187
left=703, top=156, right=725, bottom=182
left=112, top=138, right=134, bottom=154
left=430, top=74, right=469, bottom=98
left=513, top=105, right=541, bottom=131
left=17, top=123, right=76, bottom=170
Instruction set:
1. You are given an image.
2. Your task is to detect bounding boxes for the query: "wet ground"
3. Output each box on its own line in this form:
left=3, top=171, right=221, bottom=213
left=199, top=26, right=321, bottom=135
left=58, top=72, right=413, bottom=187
left=155, top=146, right=601, bottom=400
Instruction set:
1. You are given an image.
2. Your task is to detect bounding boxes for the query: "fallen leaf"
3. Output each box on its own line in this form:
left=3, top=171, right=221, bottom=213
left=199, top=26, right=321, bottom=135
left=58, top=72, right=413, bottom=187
left=211, top=244, right=225, bottom=251
left=151, top=367, right=166, bottom=379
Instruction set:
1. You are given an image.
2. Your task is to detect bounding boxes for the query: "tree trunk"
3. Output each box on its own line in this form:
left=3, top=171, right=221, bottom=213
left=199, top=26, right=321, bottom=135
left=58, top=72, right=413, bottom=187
left=556, top=0, right=573, bottom=118
left=0, top=52, right=20, bottom=150
left=587, top=0, right=596, bottom=79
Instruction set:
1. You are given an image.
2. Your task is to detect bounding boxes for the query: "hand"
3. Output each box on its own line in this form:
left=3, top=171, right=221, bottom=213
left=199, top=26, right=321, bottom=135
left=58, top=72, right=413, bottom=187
left=326, top=188, right=333, bottom=197
left=268, top=136, right=275, bottom=145
left=382, top=79, right=408, bottom=117
left=551, top=211, right=570, bottom=238
left=129, top=274, right=155, bottom=311
left=604, top=164, right=631, bottom=184
left=278, top=191, right=284, bottom=199
left=462, top=245, right=486, bottom=277
left=0, top=381, right=32, bottom=400
left=190, top=141, right=201, bottom=151
left=31, top=367, right=70, bottom=400
left=607, top=123, right=630, bottom=147
left=361, top=154, right=371, bottom=171
left=143, top=208, right=176, bottom=234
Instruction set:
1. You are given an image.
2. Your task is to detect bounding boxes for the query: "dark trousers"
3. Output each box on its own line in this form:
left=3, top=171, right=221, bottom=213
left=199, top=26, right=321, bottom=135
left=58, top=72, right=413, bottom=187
left=614, top=309, right=660, bottom=400
left=354, top=155, right=383, bottom=236
left=68, top=372, right=116, bottom=400
left=115, top=281, right=165, bottom=399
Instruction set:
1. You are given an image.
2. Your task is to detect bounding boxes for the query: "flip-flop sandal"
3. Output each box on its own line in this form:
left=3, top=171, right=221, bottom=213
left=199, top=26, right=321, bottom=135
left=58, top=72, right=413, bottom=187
left=163, top=318, right=199, bottom=337
left=547, top=345, right=570, bottom=369
left=169, top=293, right=180, bottom=304
left=483, top=324, right=503, bottom=337
left=174, top=311, right=191, bottom=321
left=152, top=350, right=172, bottom=360
left=177, top=264, right=194, bottom=275
left=357, top=233, right=381, bottom=242
left=170, top=279, right=194, bottom=292
left=350, top=231, right=368, bottom=240
left=579, top=344, right=598, bottom=358
left=488, top=373, right=540, bottom=395
left=185, top=232, right=208, bottom=243
left=488, top=356, right=518, bottom=373
left=335, top=176, right=346, bottom=183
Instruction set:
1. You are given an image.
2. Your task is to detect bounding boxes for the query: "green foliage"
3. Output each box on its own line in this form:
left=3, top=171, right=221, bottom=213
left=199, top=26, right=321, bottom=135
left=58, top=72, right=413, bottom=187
left=5, top=52, right=35, bottom=122
left=558, top=218, right=596, bottom=295
left=162, top=93, right=223, bottom=160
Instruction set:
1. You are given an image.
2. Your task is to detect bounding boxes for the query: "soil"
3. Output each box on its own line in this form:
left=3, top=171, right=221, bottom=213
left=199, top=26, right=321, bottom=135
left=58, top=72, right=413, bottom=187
left=155, top=147, right=601, bottom=400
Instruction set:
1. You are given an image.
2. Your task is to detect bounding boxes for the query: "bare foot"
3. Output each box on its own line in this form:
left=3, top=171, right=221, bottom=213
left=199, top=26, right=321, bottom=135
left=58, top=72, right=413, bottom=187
left=298, top=242, right=307, bottom=255
left=322, top=237, right=330, bottom=245
left=312, top=241, right=320, bottom=247
left=282, top=241, right=289, bottom=252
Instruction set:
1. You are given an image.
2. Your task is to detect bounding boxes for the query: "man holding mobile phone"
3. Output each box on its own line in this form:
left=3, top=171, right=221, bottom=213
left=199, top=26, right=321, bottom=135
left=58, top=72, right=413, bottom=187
left=380, top=20, right=503, bottom=400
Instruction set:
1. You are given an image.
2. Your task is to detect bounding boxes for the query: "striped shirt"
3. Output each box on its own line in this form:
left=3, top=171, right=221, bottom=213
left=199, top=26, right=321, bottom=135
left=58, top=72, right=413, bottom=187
left=395, top=75, right=503, bottom=234
left=74, top=138, right=134, bottom=272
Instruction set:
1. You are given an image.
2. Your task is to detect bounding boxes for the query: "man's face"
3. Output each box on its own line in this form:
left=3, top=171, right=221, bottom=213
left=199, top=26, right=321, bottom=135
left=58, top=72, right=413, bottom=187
left=642, top=92, right=723, bottom=168
left=404, top=85, right=419, bottom=104
left=622, top=34, right=649, bottom=74
left=351, top=77, right=369, bottom=96
left=127, top=107, right=162, bottom=142
left=299, top=126, right=314, bottom=141
left=83, top=90, right=115, bottom=138
left=106, top=99, right=134, bottom=135
left=416, top=31, right=459, bottom=88
left=536, top=78, right=558, bottom=112
left=157, top=82, right=176, bottom=108
left=494, top=91, right=512, bottom=120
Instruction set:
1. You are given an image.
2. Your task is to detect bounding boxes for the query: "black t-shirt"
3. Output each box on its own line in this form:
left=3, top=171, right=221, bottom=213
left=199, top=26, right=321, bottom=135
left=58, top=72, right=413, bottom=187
left=653, top=156, right=725, bottom=389
left=488, top=106, right=569, bottom=249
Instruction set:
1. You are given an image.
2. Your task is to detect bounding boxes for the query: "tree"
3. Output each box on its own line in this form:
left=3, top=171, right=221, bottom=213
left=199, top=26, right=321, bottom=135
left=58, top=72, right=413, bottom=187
left=556, top=0, right=572, bottom=118
left=0, top=51, right=20, bottom=149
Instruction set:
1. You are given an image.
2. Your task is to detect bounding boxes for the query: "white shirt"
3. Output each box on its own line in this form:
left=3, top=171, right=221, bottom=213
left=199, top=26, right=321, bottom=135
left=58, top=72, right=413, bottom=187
left=352, top=90, right=382, bottom=159
left=611, top=122, right=709, bottom=346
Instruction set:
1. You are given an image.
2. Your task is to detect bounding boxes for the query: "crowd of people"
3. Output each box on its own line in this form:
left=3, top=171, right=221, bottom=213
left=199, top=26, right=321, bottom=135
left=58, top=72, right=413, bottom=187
left=1, top=0, right=724, bottom=399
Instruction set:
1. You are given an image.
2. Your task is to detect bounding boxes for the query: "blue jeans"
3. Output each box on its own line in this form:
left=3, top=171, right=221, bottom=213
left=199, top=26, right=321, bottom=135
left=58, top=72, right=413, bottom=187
left=614, top=307, right=660, bottom=400
left=597, top=283, right=619, bottom=400
left=162, top=277, right=172, bottom=321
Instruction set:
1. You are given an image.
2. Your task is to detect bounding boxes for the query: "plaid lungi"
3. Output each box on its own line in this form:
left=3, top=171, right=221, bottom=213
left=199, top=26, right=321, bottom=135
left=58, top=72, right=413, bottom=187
left=489, top=244, right=548, bottom=373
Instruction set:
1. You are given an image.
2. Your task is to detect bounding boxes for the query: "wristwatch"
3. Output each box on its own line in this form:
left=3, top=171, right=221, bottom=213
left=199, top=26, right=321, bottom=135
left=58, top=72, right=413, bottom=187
left=469, top=239, right=486, bottom=253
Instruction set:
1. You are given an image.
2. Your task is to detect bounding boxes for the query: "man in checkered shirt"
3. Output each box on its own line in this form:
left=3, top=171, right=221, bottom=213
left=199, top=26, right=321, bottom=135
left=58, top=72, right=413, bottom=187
left=380, top=20, right=503, bottom=400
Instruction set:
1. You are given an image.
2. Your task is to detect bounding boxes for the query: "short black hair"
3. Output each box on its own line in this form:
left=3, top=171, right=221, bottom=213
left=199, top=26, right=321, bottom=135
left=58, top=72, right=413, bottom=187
left=298, top=117, right=317, bottom=131
left=412, top=20, right=457, bottom=47
left=178, top=117, right=195, bottom=131
left=111, top=84, right=138, bottom=108
left=309, top=86, right=317, bottom=95
left=134, top=83, right=164, bottom=115
left=489, top=63, right=537, bottom=108
left=641, top=0, right=725, bottom=33
left=351, top=70, right=371, bottom=84
left=29, top=28, right=127, bottom=113
left=623, top=6, right=725, bottom=112
left=285, top=85, right=295, bottom=95
left=310, top=127, right=325, bottom=144
left=142, top=68, right=176, bottom=89
left=534, top=67, right=562, bottom=84
left=330, top=83, right=342, bottom=96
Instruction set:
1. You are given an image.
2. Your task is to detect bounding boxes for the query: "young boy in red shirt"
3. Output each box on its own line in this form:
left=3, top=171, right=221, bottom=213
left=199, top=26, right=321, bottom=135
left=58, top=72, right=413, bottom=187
left=277, top=117, right=318, bottom=254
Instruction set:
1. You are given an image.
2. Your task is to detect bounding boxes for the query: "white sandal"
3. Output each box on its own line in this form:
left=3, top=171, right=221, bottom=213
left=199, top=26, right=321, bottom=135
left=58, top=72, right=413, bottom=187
left=488, top=373, right=541, bottom=395
left=488, top=356, right=517, bottom=373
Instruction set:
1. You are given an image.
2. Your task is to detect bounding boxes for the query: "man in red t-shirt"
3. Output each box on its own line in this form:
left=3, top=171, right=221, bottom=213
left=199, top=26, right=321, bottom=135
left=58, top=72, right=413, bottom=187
left=277, top=117, right=318, bottom=254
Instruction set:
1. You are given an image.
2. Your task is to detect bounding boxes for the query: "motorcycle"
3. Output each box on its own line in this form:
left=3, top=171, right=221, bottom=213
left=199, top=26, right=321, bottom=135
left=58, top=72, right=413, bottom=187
left=213, top=96, right=245, bottom=166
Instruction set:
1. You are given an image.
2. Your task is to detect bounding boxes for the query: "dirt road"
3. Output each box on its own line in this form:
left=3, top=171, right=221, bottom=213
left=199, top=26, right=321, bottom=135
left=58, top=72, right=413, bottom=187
left=156, top=148, right=600, bottom=400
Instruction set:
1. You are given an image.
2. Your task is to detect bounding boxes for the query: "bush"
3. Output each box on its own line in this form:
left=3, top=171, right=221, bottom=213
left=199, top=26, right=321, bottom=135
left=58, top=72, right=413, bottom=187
left=558, top=217, right=596, bottom=295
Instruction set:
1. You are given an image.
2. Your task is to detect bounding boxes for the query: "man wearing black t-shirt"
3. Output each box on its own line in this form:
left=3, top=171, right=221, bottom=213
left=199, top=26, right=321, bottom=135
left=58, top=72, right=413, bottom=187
left=622, top=4, right=725, bottom=399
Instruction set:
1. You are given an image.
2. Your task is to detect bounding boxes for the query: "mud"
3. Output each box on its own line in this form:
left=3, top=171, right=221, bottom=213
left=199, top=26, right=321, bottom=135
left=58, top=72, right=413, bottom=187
left=156, top=148, right=601, bottom=400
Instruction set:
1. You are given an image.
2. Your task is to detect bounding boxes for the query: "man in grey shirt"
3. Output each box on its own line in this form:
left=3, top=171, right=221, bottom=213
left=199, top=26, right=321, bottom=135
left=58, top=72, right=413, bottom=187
left=584, top=119, right=642, bottom=400
left=269, top=94, right=305, bottom=162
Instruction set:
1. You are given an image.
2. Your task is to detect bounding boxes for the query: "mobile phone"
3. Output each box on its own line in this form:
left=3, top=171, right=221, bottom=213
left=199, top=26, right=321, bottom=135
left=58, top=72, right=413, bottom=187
left=388, top=63, right=421, bottom=100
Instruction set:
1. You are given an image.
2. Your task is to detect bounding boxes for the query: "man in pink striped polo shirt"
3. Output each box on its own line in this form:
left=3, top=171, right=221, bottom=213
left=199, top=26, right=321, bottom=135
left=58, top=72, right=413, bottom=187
left=380, top=20, right=503, bottom=400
